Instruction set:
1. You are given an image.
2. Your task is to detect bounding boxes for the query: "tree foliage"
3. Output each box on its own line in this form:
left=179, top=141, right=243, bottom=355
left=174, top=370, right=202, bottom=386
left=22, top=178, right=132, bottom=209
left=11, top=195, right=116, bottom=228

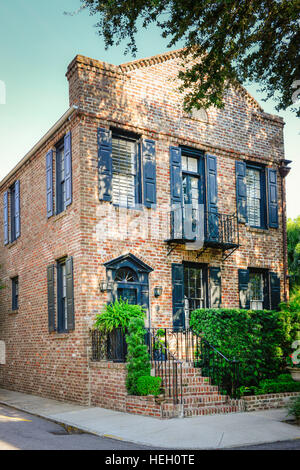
left=287, top=216, right=300, bottom=291
left=80, top=0, right=300, bottom=115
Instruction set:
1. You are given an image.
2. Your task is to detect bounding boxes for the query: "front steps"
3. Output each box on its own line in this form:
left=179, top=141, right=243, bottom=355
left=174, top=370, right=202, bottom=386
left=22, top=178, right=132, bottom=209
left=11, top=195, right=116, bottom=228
left=155, top=363, right=241, bottom=418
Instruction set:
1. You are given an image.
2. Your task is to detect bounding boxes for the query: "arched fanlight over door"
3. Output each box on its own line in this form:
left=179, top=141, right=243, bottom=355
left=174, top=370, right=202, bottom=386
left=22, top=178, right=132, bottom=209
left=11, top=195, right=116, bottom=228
left=115, top=267, right=137, bottom=283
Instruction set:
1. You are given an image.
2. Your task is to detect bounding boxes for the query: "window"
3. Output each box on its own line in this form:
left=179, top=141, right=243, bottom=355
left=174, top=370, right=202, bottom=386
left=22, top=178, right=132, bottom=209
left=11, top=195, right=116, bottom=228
left=57, top=259, right=68, bottom=332
left=3, top=181, right=20, bottom=245
left=10, top=183, right=17, bottom=242
left=239, top=268, right=271, bottom=310
left=246, top=165, right=266, bottom=228
left=56, top=141, right=66, bottom=214
left=46, top=132, right=72, bottom=218
left=12, top=277, right=19, bottom=311
left=181, top=148, right=205, bottom=238
left=184, top=263, right=208, bottom=317
left=47, top=257, right=74, bottom=333
left=111, top=133, right=141, bottom=208
left=249, top=271, right=264, bottom=310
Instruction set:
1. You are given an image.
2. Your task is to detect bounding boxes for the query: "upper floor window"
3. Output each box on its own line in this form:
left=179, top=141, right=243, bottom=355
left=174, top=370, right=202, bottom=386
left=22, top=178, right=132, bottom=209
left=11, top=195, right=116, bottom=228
left=111, top=133, right=141, bottom=208
left=3, top=180, right=20, bottom=245
left=98, top=128, right=156, bottom=208
left=246, top=164, right=266, bottom=229
left=56, top=141, right=66, bottom=214
left=46, top=132, right=72, bottom=219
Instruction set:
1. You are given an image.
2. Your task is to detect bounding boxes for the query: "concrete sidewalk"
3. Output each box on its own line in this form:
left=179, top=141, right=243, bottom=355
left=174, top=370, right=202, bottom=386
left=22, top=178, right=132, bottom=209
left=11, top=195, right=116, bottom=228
left=0, top=388, right=299, bottom=449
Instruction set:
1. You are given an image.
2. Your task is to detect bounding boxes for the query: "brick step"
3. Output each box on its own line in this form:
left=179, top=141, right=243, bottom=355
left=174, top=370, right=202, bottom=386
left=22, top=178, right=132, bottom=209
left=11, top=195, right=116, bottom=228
left=160, top=401, right=241, bottom=418
left=181, top=394, right=226, bottom=405
left=156, top=374, right=212, bottom=385
left=183, top=404, right=240, bottom=417
left=160, top=381, right=215, bottom=393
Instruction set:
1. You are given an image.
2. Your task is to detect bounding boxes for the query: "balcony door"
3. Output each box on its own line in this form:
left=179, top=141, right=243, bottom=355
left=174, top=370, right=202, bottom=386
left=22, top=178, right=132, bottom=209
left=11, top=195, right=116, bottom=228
left=181, top=150, right=205, bottom=240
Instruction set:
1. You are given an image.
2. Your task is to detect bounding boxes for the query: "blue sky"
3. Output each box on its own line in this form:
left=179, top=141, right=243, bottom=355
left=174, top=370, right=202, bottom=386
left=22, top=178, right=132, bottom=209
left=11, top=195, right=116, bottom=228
left=0, top=0, right=299, bottom=218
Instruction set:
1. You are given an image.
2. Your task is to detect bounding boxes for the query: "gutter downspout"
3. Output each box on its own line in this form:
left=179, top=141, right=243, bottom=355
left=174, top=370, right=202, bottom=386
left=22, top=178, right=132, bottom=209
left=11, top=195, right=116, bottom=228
left=279, top=160, right=292, bottom=302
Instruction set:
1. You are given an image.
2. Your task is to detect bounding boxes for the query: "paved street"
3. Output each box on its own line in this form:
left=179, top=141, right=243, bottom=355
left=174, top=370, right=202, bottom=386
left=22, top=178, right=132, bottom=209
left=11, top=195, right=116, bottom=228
left=1, top=403, right=299, bottom=451
left=0, top=405, right=156, bottom=450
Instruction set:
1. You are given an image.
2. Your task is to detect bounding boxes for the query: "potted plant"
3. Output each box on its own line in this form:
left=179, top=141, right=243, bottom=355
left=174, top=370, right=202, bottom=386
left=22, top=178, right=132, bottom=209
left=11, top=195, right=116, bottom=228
left=286, top=355, right=300, bottom=382
left=153, top=329, right=167, bottom=361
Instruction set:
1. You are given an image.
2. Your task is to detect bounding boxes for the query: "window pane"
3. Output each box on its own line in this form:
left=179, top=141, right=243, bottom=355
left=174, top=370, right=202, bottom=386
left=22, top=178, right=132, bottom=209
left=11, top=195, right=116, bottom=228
left=182, top=156, right=188, bottom=171
left=184, top=266, right=206, bottom=315
left=249, top=273, right=263, bottom=301
left=246, top=168, right=261, bottom=227
left=187, top=157, right=198, bottom=173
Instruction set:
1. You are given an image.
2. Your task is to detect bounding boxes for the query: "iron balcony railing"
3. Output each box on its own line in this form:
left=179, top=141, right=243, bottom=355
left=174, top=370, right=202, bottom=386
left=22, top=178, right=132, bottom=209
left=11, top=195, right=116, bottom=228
left=168, top=207, right=239, bottom=249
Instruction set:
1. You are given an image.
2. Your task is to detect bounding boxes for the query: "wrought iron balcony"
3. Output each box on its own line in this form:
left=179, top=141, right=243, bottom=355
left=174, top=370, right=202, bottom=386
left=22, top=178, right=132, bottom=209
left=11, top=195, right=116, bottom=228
left=165, top=206, right=239, bottom=254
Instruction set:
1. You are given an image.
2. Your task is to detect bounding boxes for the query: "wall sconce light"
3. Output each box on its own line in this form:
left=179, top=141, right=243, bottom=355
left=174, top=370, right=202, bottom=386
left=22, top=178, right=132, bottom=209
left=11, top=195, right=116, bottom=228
left=154, top=286, right=163, bottom=298
left=99, top=280, right=113, bottom=292
left=279, top=159, right=292, bottom=178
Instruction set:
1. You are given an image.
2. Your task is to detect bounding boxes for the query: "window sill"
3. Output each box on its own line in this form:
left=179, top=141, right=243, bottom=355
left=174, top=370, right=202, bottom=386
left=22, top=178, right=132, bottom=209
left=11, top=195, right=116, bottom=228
left=49, top=332, right=70, bottom=339
left=246, top=225, right=268, bottom=233
left=7, top=239, right=18, bottom=249
left=50, top=210, right=69, bottom=223
left=8, top=310, right=18, bottom=315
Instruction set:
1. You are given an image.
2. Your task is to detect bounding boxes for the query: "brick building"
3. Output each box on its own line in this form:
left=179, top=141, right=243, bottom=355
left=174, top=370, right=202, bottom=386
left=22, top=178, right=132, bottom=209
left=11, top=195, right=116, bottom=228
left=0, top=49, right=291, bottom=412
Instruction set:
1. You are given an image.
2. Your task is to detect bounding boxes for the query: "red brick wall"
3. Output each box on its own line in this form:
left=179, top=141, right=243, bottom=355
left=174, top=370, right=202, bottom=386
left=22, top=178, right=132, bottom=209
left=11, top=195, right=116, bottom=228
left=0, top=115, right=91, bottom=404
left=0, top=50, right=287, bottom=404
left=67, top=53, right=286, bottom=329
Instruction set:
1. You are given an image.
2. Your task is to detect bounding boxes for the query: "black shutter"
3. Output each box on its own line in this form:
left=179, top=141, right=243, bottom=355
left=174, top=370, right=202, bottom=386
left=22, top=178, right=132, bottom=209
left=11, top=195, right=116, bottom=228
left=66, top=257, right=75, bottom=331
left=205, top=154, right=219, bottom=242
left=238, top=269, right=250, bottom=309
left=172, top=263, right=185, bottom=329
left=47, top=265, right=55, bottom=332
left=98, top=128, right=112, bottom=201
left=3, top=191, right=9, bottom=245
left=270, top=272, right=281, bottom=310
left=209, top=267, right=221, bottom=308
left=235, top=161, right=248, bottom=223
left=267, top=168, right=279, bottom=228
left=170, top=146, right=183, bottom=239
left=46, top=150, right=54, bottom=218
left=64, top=132, right=72, bottom=207
left=142, top=139, right=156, bottom=208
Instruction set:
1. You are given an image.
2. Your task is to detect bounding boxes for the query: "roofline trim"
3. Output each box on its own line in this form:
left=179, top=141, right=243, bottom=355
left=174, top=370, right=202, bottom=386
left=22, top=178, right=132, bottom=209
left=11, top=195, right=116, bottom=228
left=0, top=106, right=78, bottom=189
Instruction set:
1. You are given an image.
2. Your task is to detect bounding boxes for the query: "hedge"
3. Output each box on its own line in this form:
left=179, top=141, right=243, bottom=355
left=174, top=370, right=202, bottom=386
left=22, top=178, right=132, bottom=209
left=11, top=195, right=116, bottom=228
left=190, top=308, right=299, bottom=392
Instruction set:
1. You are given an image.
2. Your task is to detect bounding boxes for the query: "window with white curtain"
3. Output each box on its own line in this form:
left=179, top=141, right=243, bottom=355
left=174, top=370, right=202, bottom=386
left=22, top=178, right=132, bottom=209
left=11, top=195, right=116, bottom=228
left=111, top=135, right=139, bottom=208
left=246, top=166, right=262, bottom=227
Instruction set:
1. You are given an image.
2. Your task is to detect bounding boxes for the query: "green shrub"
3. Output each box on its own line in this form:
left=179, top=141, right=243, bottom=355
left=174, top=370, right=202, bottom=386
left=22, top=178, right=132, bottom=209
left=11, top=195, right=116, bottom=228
left=288, top=394, right=300, bottom=420
left=94, top=298, right=145, bottom=332
left=126, top=317, right=151, bottom=395
left=254, top=375, right=300, bottom=395
left=136, top=376, right=162, bottom=396
left=190, top=308, right=299, bottom=390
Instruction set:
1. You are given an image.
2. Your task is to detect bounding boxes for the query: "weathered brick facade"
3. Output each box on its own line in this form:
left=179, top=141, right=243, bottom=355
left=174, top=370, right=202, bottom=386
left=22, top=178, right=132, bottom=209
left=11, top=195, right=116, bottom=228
left=0, top=49, right=288, bottom=409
